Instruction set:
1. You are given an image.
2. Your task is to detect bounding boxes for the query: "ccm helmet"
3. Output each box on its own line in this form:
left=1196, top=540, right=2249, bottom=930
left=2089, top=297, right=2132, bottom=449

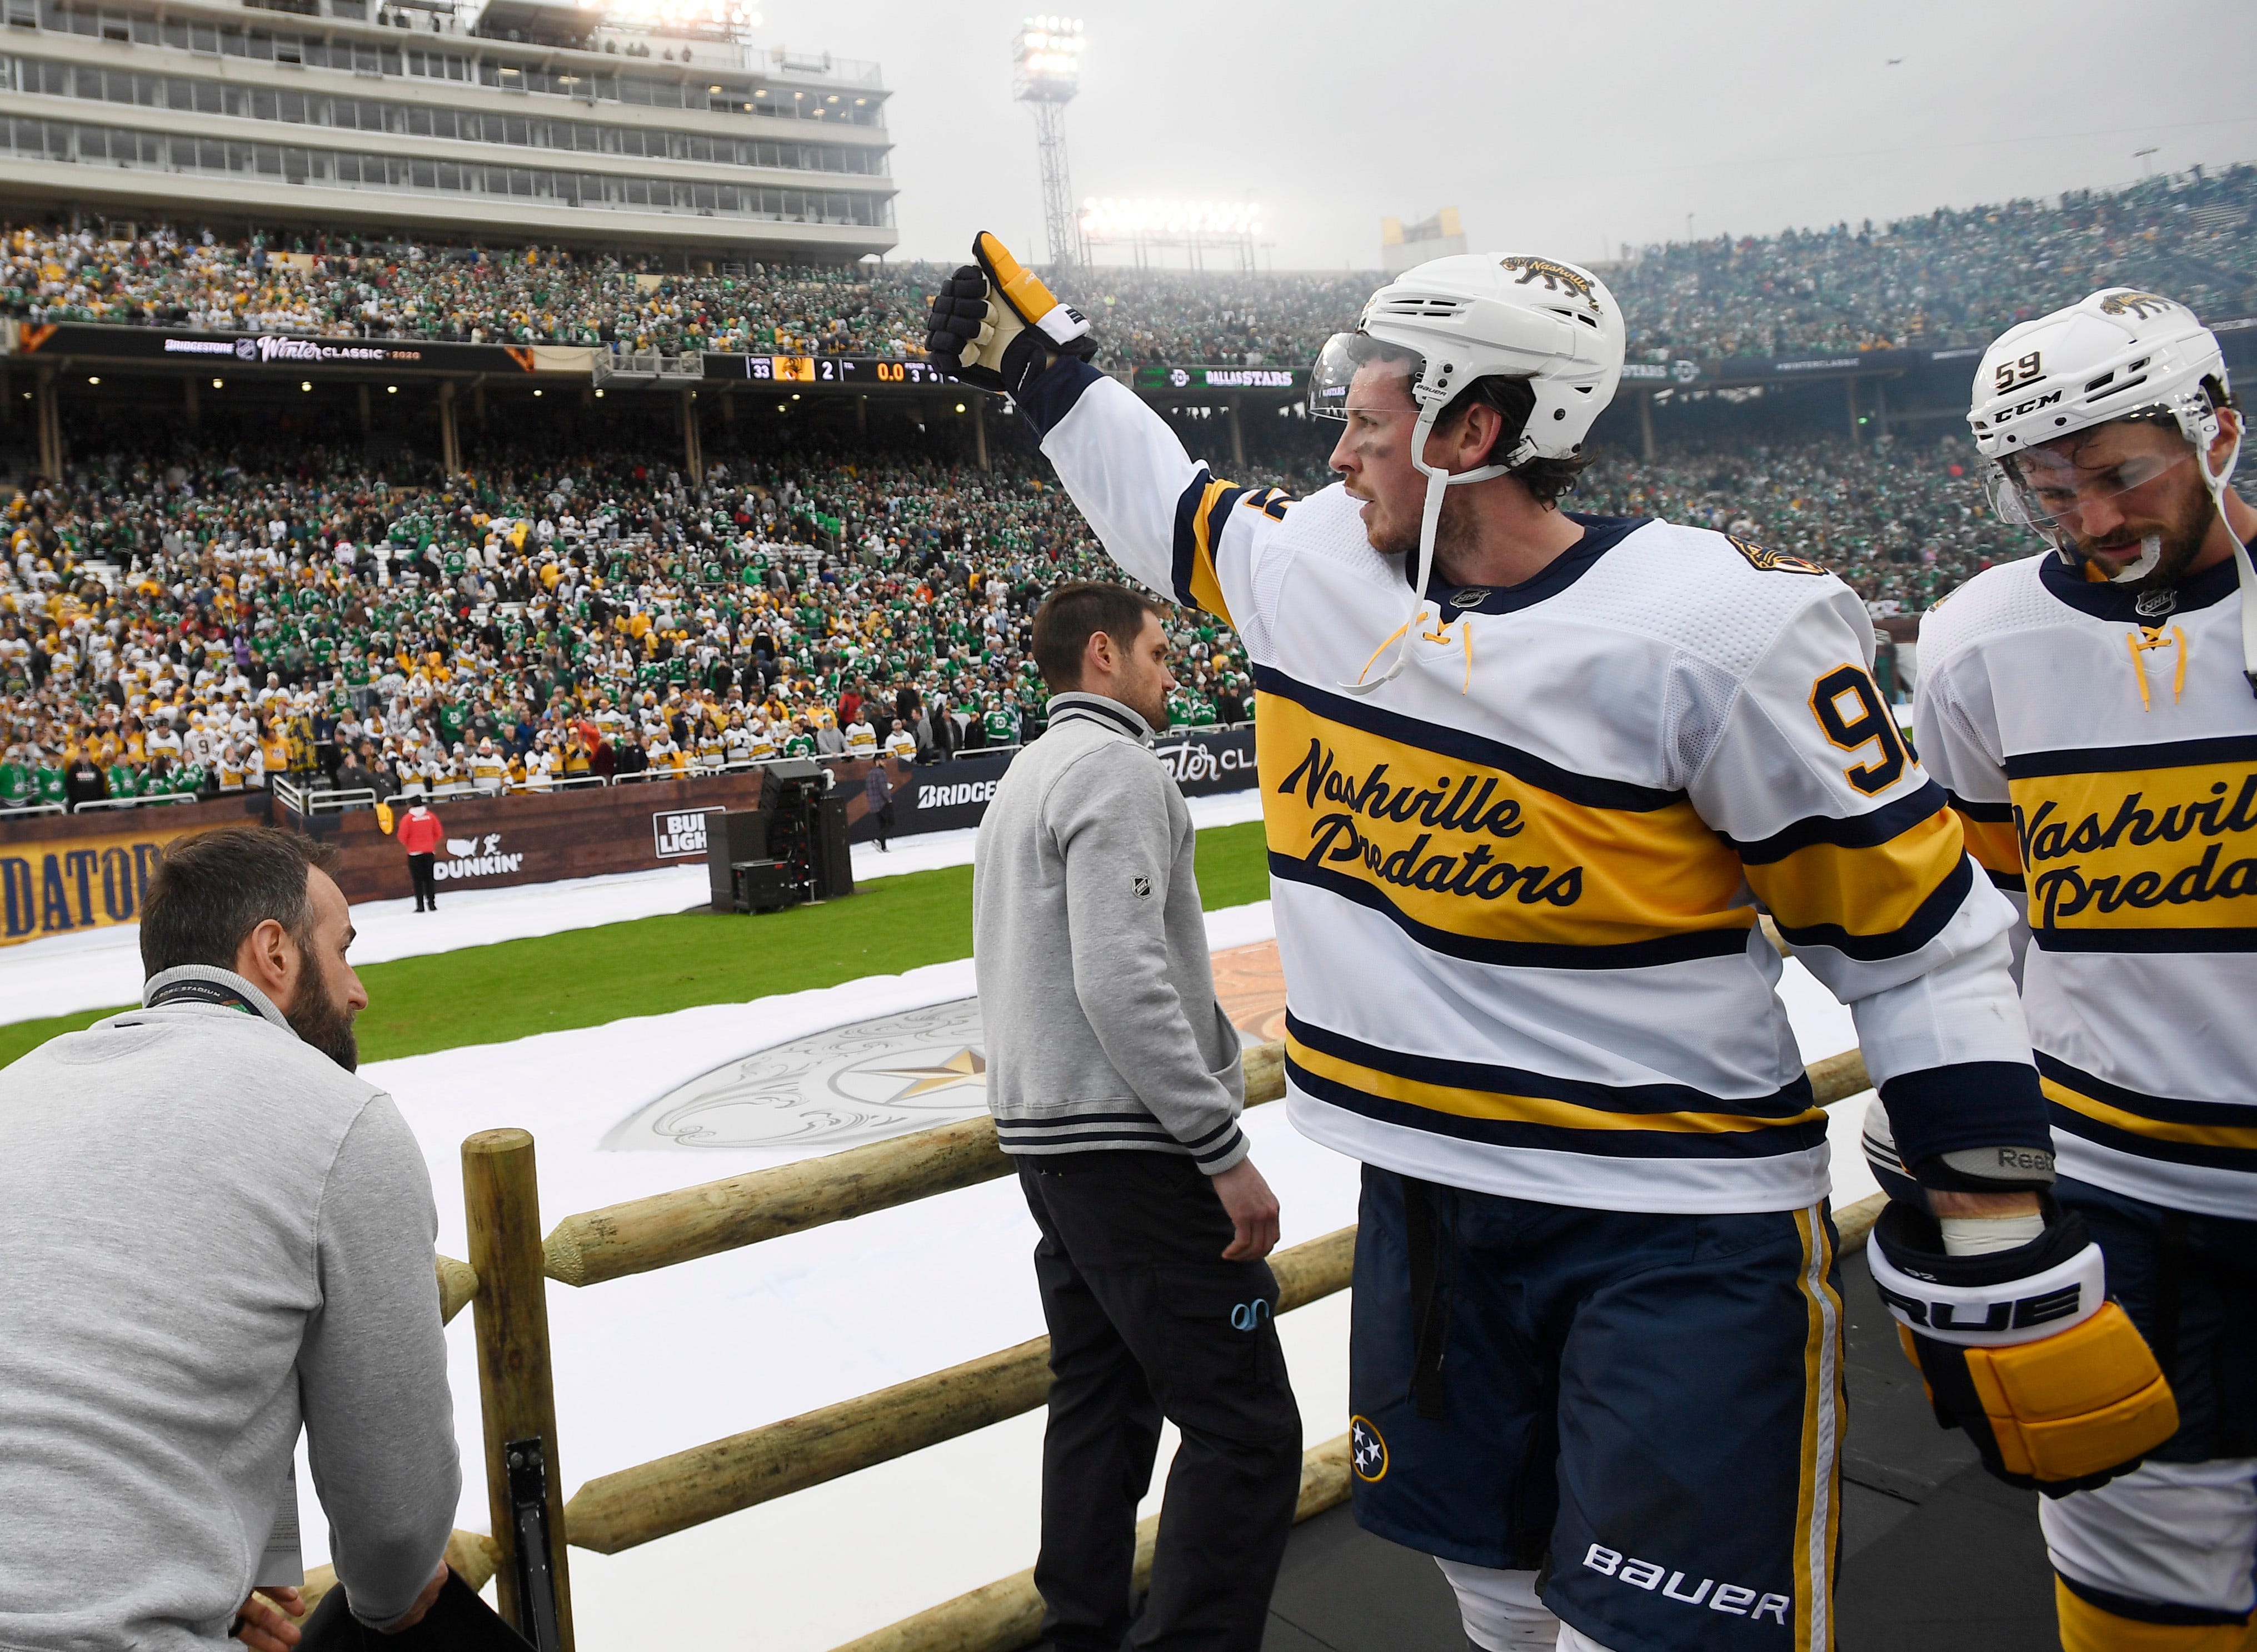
left=1309, top=254, right=1625, bottom=692
left=1969, top=287, right=2254, bottom=692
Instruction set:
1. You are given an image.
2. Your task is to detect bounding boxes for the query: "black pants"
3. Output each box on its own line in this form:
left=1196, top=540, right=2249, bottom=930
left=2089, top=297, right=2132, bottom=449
left=1019, top=1151, right=1302, bottom=1652
left=873, top=799, right=895, bottom=847
left=408, top=853, right=436, bottom=908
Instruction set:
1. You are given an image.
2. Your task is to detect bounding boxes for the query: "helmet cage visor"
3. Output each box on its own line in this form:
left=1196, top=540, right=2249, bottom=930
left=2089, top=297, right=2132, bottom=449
left=1988, top=414, right=2200, bottom=536
left=1309, top=332, right=1426, bottom=423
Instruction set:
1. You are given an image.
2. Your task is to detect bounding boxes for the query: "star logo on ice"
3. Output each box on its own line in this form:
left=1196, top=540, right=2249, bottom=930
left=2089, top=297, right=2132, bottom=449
left=869, top=1047, right=987, bottom=1099
left=1350, top=1415, right=1389, bottom=1483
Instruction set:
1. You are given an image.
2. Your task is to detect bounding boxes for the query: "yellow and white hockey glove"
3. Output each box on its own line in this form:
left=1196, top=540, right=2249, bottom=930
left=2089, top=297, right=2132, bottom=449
left=923, top=232, right=1095, bottom=397
left=1869, top=1200, right=2178, bottom=1497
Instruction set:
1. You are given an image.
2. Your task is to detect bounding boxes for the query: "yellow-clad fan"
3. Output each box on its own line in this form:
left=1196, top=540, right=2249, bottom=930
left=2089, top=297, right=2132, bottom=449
left=924, top=231, right=2137, bottom=1652
left=1874, top=288, right=2256, bottom=1652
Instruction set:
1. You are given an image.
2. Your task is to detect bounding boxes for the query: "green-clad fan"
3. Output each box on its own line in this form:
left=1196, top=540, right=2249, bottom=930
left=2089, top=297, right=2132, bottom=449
left=0, top=748, right=32, bottom=809
left=982, top=700, right=1018, bottom=746
left=34, top=756, right=66, bottom=807
left=106, top=758, right=141, bottom=800
left=781, top=720, right=817, bottom=759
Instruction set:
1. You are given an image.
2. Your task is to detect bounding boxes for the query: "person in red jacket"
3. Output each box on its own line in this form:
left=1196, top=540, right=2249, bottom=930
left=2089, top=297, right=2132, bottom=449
left=396, top=801, right=445, bottom=913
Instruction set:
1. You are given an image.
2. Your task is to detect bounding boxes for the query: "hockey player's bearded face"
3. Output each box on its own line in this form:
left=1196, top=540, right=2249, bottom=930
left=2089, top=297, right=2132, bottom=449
left=2014, top=418, right=2220, bottom=587
left=1329, top=361, right=1431, bottom=559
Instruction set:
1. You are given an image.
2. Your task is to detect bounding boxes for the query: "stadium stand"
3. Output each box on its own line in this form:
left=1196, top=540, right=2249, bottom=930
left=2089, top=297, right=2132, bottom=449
left=6, top=163, right=2253, bottom=362
left=0, top=424, right=1272, bottom=809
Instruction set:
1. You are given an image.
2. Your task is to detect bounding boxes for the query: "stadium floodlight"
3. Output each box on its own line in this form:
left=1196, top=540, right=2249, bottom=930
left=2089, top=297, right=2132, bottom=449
left=1012, top=16, right=1086, bottom=269
left=1077, top=198, right=1266, bottom=271
left=1080, top=198, right=1264, bottom=239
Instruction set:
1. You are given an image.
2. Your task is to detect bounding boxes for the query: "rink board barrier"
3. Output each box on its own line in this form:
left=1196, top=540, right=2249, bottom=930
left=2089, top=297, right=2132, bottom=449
left=0, top=731, right=1259, bottom=934
left=329, top=1035, right=1880, bottom=1650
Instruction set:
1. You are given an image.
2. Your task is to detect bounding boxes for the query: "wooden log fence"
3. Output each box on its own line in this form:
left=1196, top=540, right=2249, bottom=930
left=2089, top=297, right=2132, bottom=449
left=407, top=1037, right=1878, bottom=1649
left=830, top=1433, right=1356, bottom=1652
left=565, top=1224, right=1358, bottom=1554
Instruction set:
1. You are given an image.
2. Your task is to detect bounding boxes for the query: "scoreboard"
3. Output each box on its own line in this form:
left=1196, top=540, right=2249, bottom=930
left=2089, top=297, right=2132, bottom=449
left=700, top=354, right=961, bottom=388
left=695, top=354, right=1309, bottom=398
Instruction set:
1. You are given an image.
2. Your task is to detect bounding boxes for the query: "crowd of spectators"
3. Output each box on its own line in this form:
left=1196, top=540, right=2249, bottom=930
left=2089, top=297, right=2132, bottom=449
left=13, top=378, right=2257, bottom=814
left=0, top=427, right=1264, bottom=812
left=8, top=164, right=2251, bottom=365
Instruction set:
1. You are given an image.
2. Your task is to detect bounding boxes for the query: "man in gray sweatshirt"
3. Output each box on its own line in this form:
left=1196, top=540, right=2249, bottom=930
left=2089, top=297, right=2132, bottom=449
left=0, top=824, right=458, bottom=1650
left=975, top=582, right=1301, bottom=1652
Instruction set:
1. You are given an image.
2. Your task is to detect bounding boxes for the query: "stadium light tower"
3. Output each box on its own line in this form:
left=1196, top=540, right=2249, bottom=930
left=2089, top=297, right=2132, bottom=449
left=1013, top=17, right=1085, bottom=271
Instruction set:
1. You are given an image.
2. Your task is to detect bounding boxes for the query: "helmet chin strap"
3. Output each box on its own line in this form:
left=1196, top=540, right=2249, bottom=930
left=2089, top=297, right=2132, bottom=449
left=2196, top=427, right=2257, bottom=698
left=1340, top=403, right=1510, bottom=697
left=2096, top=535, right=2163, bottom=583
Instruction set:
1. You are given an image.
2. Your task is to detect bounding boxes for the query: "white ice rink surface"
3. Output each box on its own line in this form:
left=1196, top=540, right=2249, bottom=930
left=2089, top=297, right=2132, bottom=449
left=292, top=895, right=1879, bottom=1652
left=0, top=790, right=1269, bottom=1023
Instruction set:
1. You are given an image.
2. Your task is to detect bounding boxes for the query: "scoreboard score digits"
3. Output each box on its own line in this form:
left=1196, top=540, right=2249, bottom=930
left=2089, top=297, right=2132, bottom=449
left=720, top=354, right=959, bottom=388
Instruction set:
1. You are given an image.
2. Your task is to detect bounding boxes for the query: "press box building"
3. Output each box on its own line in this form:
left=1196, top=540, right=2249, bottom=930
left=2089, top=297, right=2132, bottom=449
left=0, top=0, right=896, bottom=259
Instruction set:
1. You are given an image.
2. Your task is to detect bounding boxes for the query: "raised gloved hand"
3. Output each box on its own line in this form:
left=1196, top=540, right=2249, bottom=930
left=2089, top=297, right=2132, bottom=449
left=923, top=232, right=1095, bottom=397
left=1868, top=1199, right=2177, bottom=1497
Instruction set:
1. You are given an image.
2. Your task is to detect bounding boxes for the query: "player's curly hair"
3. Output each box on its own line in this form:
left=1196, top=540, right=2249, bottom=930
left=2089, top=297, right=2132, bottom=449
left=1440, top=374, right=1594, bottom=510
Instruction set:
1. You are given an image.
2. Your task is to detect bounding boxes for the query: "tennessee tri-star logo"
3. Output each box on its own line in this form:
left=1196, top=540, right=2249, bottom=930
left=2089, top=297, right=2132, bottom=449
left=1350, top=1415, right=1389, bottom=1483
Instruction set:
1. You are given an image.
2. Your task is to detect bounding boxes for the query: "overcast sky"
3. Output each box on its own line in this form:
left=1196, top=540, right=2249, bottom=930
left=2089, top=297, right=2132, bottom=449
left=757, top=0, right=2257, bottom=272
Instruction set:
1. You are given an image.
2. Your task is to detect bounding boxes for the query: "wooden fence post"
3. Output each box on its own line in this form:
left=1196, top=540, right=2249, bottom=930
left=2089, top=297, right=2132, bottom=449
left=464, top=1129, right=576, bottom=1652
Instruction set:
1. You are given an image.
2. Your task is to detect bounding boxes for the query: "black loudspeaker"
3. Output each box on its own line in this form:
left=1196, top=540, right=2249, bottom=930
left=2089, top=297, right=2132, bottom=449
left=811, top=794, right=854, bottom=899
left=731, top=858, right=795, bottom=914
left=705, top=810, right=772, bottom=913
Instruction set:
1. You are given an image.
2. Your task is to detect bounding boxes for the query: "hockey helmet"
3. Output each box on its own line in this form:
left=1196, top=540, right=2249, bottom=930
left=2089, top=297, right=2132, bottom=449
left=1309, top=254, right=1625, bottom=693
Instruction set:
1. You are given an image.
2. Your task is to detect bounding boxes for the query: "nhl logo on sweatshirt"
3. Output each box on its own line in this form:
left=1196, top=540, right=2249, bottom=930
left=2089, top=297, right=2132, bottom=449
left=1132, top=875, right=1151, bottom=898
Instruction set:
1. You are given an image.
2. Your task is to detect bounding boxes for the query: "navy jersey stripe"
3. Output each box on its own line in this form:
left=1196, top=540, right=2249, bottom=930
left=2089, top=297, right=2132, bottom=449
left=1268, top=850, right=1754, bottom=971
left=1018, top=353, right=1106, bottom=439
left=1725, top=780, right=1949, bottom=865
left=2031, top=925, right=2257, bottom=954
left=2046, top=1105, right=2257, bottom=1175
left=2005, top=733, right=2257, bottom=780
left=1169, top=467, right=1217, bottom=608
left=1287, top=1011, right=1816, bottom=1118
left=1771, top=852, right=1973, bottom=960
left=2035, top=1052, right=2255, bottom=1129
left=1288, top=1057, right=1831, bottom=1160
left=1252, top=664, right=1685, bottom=814
left=1944, top=789, right=2015, bottom=824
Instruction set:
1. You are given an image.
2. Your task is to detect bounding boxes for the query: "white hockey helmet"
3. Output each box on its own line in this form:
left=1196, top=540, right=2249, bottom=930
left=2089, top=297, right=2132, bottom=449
left=1969, top=288, right=2236, bottom=576
left=1969, top=286, right=2254, bottom=693
left=1309, top=253, right=1625, bottom=692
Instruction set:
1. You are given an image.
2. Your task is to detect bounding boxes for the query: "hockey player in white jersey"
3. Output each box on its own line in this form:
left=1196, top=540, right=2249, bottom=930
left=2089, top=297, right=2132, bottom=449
left=1877, top=288, right=2257, bottom=1652
left=928, top=237, right=2170, bottom=1652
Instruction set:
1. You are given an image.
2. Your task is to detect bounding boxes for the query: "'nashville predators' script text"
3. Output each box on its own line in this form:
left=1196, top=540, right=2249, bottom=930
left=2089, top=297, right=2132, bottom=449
left=1279, top=740, right=1584, bottom=905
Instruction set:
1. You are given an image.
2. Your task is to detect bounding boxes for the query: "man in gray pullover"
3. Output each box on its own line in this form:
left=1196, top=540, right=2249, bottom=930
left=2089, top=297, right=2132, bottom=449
left=0, top=825, right=457, bottom=1650
left=975, top=582, right=1301, bottom=1652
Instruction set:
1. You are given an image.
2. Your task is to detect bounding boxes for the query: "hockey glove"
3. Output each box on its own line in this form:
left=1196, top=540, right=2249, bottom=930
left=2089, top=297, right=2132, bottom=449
left=923, top=232, right=1095, bottom=397
left=1869, top=1200, right=2177, bottom=1497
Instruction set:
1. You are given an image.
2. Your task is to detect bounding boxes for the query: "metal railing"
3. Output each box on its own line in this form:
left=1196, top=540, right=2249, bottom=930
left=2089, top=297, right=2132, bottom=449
left=591, top=351, right=707, bottom=389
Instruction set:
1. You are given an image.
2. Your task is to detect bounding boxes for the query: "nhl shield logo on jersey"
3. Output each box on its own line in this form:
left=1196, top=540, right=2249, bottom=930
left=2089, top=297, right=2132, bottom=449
left=1497, top=256, right=1602, bottom=314
left=1349, top=1415, right=1389, bottom=1482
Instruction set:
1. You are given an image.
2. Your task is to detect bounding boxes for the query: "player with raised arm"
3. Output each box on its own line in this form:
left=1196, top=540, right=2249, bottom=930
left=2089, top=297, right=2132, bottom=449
left=1872, top=288, right=2255, bottom=1652
left=928, top=236, right=2171, bottom=1651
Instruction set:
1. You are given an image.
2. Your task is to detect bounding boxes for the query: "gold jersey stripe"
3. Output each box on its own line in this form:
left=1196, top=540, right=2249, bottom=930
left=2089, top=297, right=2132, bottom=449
left=1742, top=807, right=1967, bottom=939
left=1286, top=1033, right=1828, bottom=1135
left=2041, top=1075, right=2257, bottom=1152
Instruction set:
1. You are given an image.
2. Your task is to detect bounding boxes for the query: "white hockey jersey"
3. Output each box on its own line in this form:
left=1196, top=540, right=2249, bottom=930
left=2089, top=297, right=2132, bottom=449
left=1027, top=359, right=2038, bottom=1214
left=1916, top=549, right=2257, bottom=1219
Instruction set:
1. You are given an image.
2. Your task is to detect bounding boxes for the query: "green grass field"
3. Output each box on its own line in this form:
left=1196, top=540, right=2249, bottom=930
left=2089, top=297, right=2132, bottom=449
left=0, top=819, right=1272, bottom=1070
